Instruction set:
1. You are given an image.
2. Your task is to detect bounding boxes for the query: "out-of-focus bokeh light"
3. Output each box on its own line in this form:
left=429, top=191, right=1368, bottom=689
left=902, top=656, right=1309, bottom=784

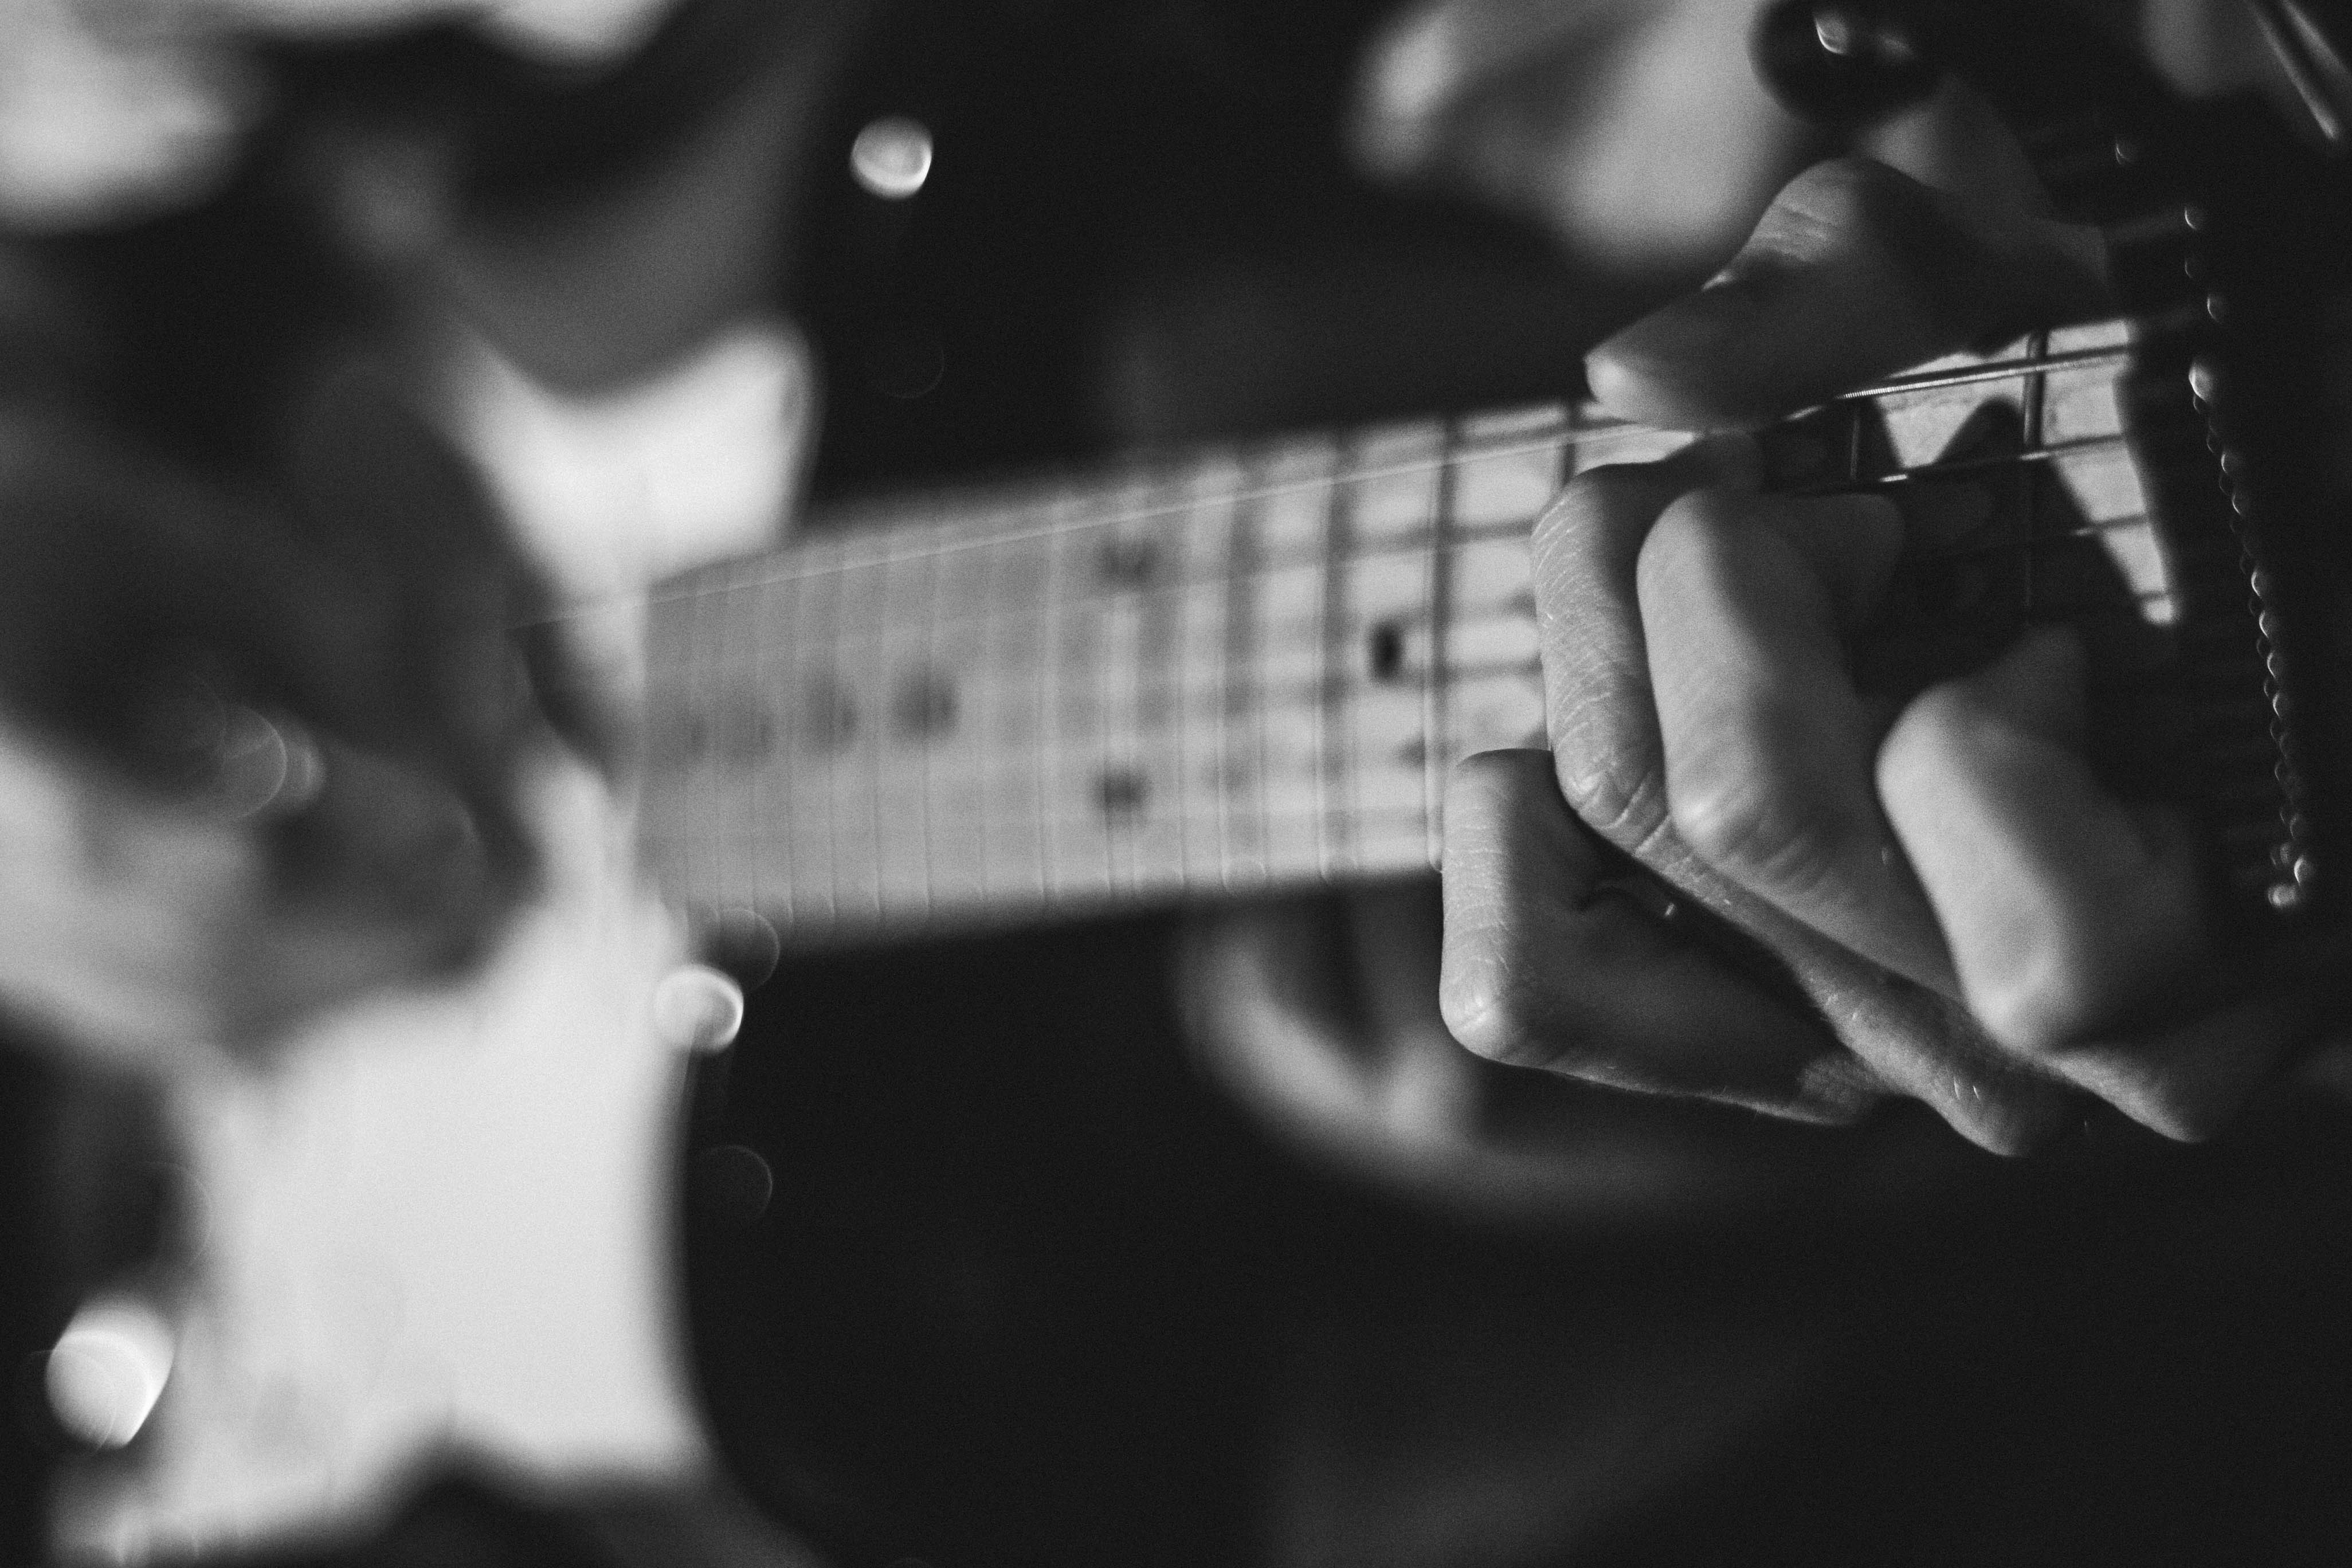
left=850, top=116, right=934, bottom=199
left=47, top=1294, right=177, bottom=1451
left=692, top=1143, right=774, bottom=1226
left=650, top=964, right=745, bottom=1053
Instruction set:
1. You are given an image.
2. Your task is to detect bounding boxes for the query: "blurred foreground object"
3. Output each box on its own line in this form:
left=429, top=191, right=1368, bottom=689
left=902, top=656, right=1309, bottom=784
left=45, top=1293, right=174, bottom=1453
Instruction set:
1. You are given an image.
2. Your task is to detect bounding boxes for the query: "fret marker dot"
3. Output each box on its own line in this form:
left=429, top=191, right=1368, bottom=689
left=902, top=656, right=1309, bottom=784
left=1097, top=537, right=1158, bottom=587
left=893, top=669, right=958, bottom=739
left=1367, top=621, right=1405, bottom=683
left=1097, top=768, right=1148, bottom=820
left=850, top=116, right=932, bottom=198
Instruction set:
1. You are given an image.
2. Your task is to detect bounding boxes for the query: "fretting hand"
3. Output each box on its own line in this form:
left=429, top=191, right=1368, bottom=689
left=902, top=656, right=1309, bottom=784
left=1438, top=106, right=2352, bottom=1153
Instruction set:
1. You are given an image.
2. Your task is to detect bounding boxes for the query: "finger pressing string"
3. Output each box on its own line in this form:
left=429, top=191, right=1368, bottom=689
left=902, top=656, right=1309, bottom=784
left=1878, top=628, right=2215, bottom=1122
left=1532, top=431, right=1763, bottom=841
left=1586, top=156, right=2106, bottom=430
left=1438, top=748, right=1869, bottom=1121
left=1638, top=485, right=1957, bottom=997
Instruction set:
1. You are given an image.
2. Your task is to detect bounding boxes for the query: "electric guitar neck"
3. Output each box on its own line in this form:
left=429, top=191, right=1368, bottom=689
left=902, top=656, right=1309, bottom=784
left=637, top=317, right=2179, bottom=950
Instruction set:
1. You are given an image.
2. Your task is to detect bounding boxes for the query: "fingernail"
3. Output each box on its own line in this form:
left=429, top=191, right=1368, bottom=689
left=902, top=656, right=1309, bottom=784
left=652, top=965, right=746, bottom=1054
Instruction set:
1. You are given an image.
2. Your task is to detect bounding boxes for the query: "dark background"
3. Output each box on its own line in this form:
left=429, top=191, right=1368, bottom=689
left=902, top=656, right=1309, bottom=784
left=7, top=2, right=2352, bottom=1565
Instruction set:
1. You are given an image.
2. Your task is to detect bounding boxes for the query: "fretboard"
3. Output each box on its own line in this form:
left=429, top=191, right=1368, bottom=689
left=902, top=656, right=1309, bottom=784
left=636, top=319, right=2150, bottom=948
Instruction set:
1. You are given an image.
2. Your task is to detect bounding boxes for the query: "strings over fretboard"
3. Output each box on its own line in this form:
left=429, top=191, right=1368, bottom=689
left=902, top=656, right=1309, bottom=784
left=637, top=319, right=2153, bottom=947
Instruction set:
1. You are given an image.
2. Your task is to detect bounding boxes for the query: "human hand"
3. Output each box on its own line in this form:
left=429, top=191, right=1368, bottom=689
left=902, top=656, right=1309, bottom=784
left=0, top=376, right=578, bottom=1070
left=1438, top=137, right=2352, bottom=1152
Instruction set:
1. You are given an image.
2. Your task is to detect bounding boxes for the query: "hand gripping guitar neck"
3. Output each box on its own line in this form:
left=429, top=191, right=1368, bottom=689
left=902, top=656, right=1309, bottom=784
left=1757, top=0, right=2352, bottom=948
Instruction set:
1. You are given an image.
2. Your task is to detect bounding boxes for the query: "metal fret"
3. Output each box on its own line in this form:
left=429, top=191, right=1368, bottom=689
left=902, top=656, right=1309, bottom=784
left=1314, top=442, right=1347, bottom=878
left=1422, top=420, right=1456, bottom=867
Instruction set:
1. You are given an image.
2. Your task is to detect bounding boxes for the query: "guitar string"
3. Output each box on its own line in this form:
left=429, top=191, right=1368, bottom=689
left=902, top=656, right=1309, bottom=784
left=516, top=342, right=2138, bottom=630
left=596, top=425, right=2148, bottom=665
left=648, top=340, right=2149, bottom=907
left=759, top=338, right=2138, bottom=583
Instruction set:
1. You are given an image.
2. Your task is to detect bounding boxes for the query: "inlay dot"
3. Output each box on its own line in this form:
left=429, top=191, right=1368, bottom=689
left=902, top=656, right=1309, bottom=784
left=1098, top=536, right=1159, bottom=587
left=1097, top=767, right=1148, bottom=820
left=893, top=668, right=958, bottom=739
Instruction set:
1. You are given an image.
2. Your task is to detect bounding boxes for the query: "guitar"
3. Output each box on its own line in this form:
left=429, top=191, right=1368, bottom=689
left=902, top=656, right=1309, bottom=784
left=634, top=0, right=2352, bottom=989
left=34, top=2, right=2352, bottom=1561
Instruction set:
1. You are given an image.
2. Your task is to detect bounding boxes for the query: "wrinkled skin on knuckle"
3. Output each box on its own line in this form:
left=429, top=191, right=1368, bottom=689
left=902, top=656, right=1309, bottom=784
left=1555, top=739, right=1668, bottom=852
left=1528, top=474, right=1671, bottom=844
left=1438, top=751, right=1584, bottom=1072
left=1666, top=741, right=1864, bottom=908
left=1437, top=944, right=1585, bottom=1073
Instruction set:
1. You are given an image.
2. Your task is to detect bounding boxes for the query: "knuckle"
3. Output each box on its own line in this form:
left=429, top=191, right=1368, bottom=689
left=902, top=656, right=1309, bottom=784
left=1558, top=751, right=1666, bottom=850
left=1971, top=943, right=2103, bottom=1062
left=1668, top=761, right=1852, bottom=896
left=1438, top=951, right=1574, bottom=1073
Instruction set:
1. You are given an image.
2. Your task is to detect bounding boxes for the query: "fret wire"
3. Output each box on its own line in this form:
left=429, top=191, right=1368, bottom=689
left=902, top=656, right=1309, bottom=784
left=787, top=556, right=821, bottom=924
left=1818, top=340, right=2120, bottom=404
left=844, top=538, right=880, bottom=919
left=917, top=511, right=942, bottom=920
left=2024, top=331, right=2051, bottom=620
left=681, top=558, right=718, bottom=905
left=1205, top=477, right=1232, bottom=888
left=1422, top=418, right=1457, bottom=867
left=965, top=513, right=995, bottom=902
left=1151, top=488, right=1189, bottom=888
left=1093, top=493, right=1121, bottom=896
left=1233, top=457, right=1268, bottom=886
left=1317, top=436, right=1350, bottom=877
left=759, top=513, right=786, bottom=915
left=1111, top=490, right=1140, bottom=895
left=992, top=507, right=1035, bottom=903
left=1032, top=493, right=1061, bottom=907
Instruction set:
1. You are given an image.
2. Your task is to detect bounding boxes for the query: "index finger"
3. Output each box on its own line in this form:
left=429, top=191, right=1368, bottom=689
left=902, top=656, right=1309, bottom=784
left=1586, top=155, right=2107, bottom=430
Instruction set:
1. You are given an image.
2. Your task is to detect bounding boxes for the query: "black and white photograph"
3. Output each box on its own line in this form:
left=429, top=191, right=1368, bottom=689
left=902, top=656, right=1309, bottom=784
left=5, top=1, right=2352, bottom=1563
